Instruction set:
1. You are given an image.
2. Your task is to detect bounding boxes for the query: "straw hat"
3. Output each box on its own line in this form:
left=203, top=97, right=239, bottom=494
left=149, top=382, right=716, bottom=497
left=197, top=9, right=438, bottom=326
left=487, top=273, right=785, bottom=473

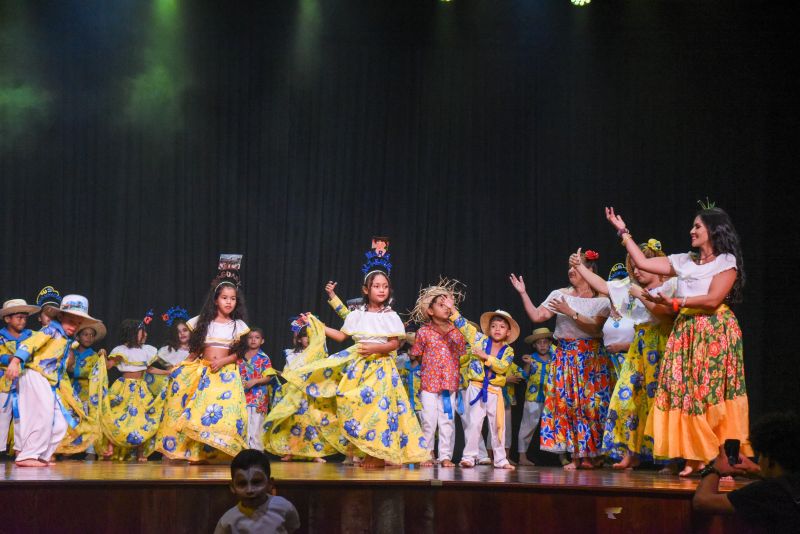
left=524, top=327, right=554, bottom=345
left=0, top=299, right=41, bottom=318
left=479, top=310, right=520, bottom=344
left=42, top=294, right=102, bottom=331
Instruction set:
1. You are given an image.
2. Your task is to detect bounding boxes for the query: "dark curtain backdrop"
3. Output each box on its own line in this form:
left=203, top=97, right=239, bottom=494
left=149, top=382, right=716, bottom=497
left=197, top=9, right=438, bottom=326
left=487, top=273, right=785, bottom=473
left=1, top=0, right=797, bottom=438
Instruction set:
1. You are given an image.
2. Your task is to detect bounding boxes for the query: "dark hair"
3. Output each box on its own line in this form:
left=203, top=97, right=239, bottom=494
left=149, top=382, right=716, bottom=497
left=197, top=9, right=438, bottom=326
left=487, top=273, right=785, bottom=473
left=249, top=327, right=265, bottom=339
left=188, top=281, right=249, bottom=357
left=749, top=412, right=800, bottom=472
left=292, top=326, right=308, bottom=351
left=165, top=319, right=188, bottom=351
left=490, top=315, right=511, bottom=329
left=230, top=448, right=271, bottom=479
left=696, top=207, right=745, bottom=303
left=361, top=271, right=393, bottom=308
left=119, top=319, right=143, bottom=348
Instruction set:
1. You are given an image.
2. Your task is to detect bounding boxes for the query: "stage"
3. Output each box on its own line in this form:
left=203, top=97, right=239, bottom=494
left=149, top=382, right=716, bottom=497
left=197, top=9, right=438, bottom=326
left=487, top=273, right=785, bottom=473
left=1, top=460, right=752, bottom=533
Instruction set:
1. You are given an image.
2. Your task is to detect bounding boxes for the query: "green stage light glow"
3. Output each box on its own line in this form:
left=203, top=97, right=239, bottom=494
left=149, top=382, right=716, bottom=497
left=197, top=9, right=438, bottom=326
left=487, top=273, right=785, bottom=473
left=124, top=0, right=187, bottom=131
left=0, top=84, right=52, bottom=147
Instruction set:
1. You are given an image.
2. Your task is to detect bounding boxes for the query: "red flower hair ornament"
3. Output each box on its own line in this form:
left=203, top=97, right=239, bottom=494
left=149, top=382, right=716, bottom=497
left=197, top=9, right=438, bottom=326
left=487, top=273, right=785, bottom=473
left=584, top=250, right=600, bottom=261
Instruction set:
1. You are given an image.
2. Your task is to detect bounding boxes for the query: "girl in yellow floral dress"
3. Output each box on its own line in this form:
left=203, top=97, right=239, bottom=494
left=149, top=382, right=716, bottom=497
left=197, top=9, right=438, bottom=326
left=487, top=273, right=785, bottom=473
left=98, top=316, right=166, bottom=462
left=156, top=273, right=250, bottom=462
left=267, top=239, right=428, bottom=467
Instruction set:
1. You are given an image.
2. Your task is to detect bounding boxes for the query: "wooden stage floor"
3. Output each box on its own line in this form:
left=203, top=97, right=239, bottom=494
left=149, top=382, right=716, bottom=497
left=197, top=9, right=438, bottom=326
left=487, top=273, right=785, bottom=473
left=1, top=460, right=751, bottom=533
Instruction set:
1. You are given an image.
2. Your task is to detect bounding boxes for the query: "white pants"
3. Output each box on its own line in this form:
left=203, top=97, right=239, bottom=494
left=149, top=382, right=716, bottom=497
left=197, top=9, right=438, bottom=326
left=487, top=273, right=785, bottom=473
left=485, top=406, right=513, bottom=450
left=420, top=390, right=456, bottom=462
left=0, top=391, right=21, bottom=453
left=17, top=371, right=67, bottom=462
left=246, top=406, right=264, bottom=451
left=458, top=388, right=489, bottom=461
left=463, top=384, right=508, bottom=467
left=517, top=400, right=544, bottom=453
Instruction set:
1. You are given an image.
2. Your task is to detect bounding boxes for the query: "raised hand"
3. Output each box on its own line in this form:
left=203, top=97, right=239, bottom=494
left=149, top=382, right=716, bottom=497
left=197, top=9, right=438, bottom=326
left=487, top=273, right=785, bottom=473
left=441, top=295, right=455, bottom=313
left=509, top=273, right=526, bottom=294
left=569, top=247, right=583, bottom=268
left=324, top=281, right=338, bottom=299
left=605, top=206, right=627, bottom=232
left=546, top=296, right=574, bottom=316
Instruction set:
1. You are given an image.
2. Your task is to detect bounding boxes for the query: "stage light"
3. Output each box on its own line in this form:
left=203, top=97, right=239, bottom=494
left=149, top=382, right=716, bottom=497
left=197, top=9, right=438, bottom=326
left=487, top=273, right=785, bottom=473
left=571, top=0, right=591, bottom=5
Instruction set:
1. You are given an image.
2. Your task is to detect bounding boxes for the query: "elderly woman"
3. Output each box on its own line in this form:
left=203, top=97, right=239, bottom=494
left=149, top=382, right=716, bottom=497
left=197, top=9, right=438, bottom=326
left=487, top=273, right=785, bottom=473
left=510, top=250, right=612, bottom=470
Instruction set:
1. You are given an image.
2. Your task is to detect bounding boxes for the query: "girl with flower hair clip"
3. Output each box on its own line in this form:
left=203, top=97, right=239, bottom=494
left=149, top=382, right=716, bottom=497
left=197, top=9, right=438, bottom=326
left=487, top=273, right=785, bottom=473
left=510, top=250, right=613, bottom=470
left=97, top=312, right=166, bottom=462
left=605, top=204, right=750, bottom=476
left=156, top=260, right=251, bottom=463
left=268, top=238, right=429, bottom=468
left=569, top=240, right=677, bottom=470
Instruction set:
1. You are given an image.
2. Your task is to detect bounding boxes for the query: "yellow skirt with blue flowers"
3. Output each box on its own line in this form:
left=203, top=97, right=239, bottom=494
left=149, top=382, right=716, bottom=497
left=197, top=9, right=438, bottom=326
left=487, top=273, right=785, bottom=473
left=56, top=372, right=101, bottom=455
left=97, top=359, right=167, bottom=456
left=269, top=316, right=429, bottom=464
left=156, top=359, right=247, bottom=461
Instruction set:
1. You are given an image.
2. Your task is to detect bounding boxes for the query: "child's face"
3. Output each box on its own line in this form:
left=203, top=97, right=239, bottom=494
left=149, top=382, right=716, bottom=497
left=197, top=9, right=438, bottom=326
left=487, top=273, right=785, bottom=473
left=78, top=327, right=96, bottom=348
left=298, top=335, right=309, bottom=349
left=216, top=286, right=238, bottom=316
left=230, top=466, right=272, bottom=508
left=60, top=314, right=82, bottom=337
left=363, top=274, right=390, bottom=306
left=4, top=313, right=28, bottom=333
left=176, top=323, right=191, bottom=344
left=426, top=296, right=451, bottom=321
left=247, top=331, right=264, bottom=350
left=489, top=317, right=510, bottom=342
left=534, top=338, right=551, bottom=355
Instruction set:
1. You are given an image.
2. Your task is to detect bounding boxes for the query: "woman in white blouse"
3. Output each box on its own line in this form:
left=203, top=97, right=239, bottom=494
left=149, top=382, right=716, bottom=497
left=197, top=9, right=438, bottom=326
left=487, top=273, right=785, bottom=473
left=510, top=251, right=612, bottom=470
left=605, top=205, right=750, bottom=476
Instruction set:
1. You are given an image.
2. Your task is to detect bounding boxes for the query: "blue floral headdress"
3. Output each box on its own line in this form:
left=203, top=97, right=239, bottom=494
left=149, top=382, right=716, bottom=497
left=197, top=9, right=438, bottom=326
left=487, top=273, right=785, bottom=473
left=607, top=263, right=628, bottom=281
left=290, top=315, right=309, bottom=334
left=162, top=306, right=189, bottom=326
left=361, top=236, right=392, bottom=280
left=36, top=285, right=62, bottom=308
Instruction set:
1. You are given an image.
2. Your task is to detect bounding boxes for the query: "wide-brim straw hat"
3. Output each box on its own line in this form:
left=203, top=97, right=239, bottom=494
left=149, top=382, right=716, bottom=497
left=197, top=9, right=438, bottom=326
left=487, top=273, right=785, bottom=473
left=479, top=310, right=520, bottom=344
left=78, top=321, right=107, bottom=343
left=524, top=327, right=554, bottom=345
left=0, top=299, right=41, bottom=318
left=42, top=294, right=102, bottom=332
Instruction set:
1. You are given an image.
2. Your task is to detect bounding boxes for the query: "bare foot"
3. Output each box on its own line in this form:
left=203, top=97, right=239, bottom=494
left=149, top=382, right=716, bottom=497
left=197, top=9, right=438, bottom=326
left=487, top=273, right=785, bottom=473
left=477, top=457, right=492, bottom=465
left=46, top=457, right=57, bottom=466
left=312, top=457, right=327, bottom=463
left=679, top=461, right=703, bottom=477
left=579, top=459, right=595, bottom=469
left=517, top=456, right=535, bottom=466
left=562, top=461, right=578, bottom=471
left=440, top=459, right=456, bottom=468
left=137, top=456, right=148, bottom=463
left=459, top=459, right=475, bottom=468
left=361, top=455, right=385, bottom=469
left=612, top=454, right=640, bottom=470
left=420, top=460, right=434, bottom=467
left=280, top=454, right=293, bottom=462
left=498, top=463, right=516, bottom=470
left=15, top=459, right=49, bottom=467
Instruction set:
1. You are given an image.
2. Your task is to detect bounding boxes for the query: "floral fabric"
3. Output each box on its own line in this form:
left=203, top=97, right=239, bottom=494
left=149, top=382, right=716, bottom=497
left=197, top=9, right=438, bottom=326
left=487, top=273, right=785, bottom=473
left=239, top=350, right=275, bottom=414
left=409, top=324, right=464, bottom=393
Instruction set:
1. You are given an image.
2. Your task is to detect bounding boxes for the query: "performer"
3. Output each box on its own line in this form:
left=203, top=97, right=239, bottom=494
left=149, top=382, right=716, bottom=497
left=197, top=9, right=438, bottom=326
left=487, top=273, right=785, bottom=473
left=443, top=295, right=519, bottom=470
left=600, top=264, right=636, bottom=378
left=605, top=204, right=750, bottom=476
left=457, top=321, right=491, bottom=466
left=33, top=286, right=61, bottom=329
left=569, top=241, right=676, bottom=469
left=146, top=307, right=191, bottom=398
left=157, top=255, right=250, bottom=462
left=408, top=280, right=467, bottom=467
left=510, top=250, right=612, bottom=470
left=98, top=312, right=165, bottom=462
left=0, top=299, right=41, bottom=457
left=269, top=238, right=429, bottom=467
left=6, top=295, right=102, bottom=467
left=516, top=327, right=554, bottom=467
left=395, top=332, right=422, bottom=424
left=238, top=328, right=277, bottom=451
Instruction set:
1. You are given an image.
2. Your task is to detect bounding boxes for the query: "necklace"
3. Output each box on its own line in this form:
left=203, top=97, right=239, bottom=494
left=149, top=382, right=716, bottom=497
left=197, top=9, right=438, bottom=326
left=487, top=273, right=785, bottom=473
left=699, top=253, right=715, bottom=264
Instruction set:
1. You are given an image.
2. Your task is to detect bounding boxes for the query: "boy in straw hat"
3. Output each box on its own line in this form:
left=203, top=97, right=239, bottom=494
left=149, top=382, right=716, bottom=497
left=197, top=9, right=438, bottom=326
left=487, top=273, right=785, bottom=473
left=441, top=296, right=519, bottom=470
left=408, top=280, right=467, bottom=467
left=517, top=327, right=555, bottom=467
left=0, top=298, right=41, bottom=458
left=5, top=294, right=103, bottom=467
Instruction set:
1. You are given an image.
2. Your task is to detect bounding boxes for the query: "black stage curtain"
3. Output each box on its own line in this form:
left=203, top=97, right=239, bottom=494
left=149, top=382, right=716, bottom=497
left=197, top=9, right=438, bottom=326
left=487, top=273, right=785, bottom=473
left=1, top=0, right=797, bottom=430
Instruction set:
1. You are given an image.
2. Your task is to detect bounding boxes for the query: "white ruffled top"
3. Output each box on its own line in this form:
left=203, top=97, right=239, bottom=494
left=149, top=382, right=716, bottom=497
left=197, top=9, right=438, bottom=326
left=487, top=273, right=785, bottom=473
left=157, top=346, right=190, bottom=367
left=668, top=253, right=737, bottom=297
left=111, top=344, right=158, bottom=372
left=541, top=289, right=611, bottom=340
left=283, top=348, right=303, bottom=371
left=607, top=277, right=678, bottom=326
left=341, top=308, right=405, bottom=344
left=186, top=316, right=250, bottom=349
